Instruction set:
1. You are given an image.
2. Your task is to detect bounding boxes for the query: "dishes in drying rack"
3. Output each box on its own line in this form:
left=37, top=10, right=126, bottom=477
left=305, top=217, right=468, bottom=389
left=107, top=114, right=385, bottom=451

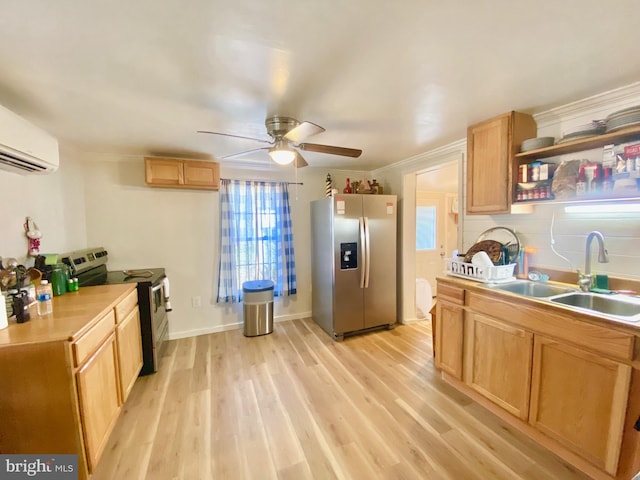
left=605, top=105, right=640, bottom=133
left=520, top=136, right=555, bottom=152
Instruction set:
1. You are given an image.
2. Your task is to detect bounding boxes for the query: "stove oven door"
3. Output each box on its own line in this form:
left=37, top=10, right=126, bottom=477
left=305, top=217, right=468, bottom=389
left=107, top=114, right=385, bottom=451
left=137, top=282, right=169, bottom=376
left=151, top=283, right=169, bottom=356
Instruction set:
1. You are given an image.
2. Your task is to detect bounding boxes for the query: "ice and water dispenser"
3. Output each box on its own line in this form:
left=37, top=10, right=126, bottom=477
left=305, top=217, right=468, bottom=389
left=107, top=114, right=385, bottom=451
left=340, top=243, right=358, bottom=270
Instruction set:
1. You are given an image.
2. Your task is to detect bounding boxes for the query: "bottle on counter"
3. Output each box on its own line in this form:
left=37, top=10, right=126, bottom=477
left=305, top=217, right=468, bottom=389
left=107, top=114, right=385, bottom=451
left=36, top=280, right=53, bottom=316
left=50, top=263, right=70, bottom=296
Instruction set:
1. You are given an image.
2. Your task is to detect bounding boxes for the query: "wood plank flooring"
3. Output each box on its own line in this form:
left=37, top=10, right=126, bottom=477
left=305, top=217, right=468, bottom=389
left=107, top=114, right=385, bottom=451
left=91, top=318, right=590, bottom=480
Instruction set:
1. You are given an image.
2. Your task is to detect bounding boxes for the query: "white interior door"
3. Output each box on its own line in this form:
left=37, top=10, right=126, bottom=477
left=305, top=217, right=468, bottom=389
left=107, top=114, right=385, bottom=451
left=416, top=192, right=445, bottom=297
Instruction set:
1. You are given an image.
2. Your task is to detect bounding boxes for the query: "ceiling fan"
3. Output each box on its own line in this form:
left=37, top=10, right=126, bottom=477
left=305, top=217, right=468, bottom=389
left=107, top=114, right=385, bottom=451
left=198, top=116, right=362, bottom=168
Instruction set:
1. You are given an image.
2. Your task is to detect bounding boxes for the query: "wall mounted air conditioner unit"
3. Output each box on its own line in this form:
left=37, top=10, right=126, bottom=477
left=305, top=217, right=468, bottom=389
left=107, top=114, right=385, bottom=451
left=0, top=103, right=59, bottom=174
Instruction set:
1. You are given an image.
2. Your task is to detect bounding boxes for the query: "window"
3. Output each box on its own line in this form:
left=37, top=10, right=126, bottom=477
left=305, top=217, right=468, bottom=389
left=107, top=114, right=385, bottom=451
left=416, top=205, right=436, bottom=250
left=217, top=179, right=297, bottom=303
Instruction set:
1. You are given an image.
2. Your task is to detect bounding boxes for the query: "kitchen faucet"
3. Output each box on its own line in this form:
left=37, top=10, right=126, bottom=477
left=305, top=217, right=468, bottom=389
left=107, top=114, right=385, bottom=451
left=578, top=231, right=609, bottom=291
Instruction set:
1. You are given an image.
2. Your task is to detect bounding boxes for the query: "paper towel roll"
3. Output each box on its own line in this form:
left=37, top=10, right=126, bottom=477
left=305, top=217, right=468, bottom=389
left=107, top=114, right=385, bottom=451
left=0, top=293, right=8, bottom=330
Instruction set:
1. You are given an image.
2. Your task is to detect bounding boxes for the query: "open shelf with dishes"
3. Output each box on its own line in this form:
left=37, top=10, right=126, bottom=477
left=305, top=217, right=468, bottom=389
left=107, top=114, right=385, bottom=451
left=515, top=124, right=640, bottom=161
left=512, top=124, right=640, bottom=205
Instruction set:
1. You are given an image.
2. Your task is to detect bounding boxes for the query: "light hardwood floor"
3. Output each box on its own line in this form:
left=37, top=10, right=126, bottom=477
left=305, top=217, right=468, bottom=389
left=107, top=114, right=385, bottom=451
left=92, top=318, right=590, bottom=480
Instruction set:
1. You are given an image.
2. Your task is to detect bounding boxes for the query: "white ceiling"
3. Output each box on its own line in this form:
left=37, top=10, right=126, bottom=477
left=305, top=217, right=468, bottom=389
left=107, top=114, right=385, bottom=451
left=1, top=0, right=639, bottom=171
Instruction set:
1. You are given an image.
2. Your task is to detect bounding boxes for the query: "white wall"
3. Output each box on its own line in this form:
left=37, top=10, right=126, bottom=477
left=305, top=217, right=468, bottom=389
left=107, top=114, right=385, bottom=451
left=0, top=146, right=87, bottom=265
left=81, top=155, right=367, bottom=338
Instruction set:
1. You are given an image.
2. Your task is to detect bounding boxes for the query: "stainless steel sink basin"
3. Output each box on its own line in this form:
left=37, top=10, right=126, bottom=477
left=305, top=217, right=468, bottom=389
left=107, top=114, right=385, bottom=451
left=550, top=292, right=640, bottom=320
left=488, top=280, right=577, bottom=298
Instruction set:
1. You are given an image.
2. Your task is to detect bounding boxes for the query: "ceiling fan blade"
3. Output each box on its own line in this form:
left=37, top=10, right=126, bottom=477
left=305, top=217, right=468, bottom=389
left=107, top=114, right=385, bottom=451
left=293, top=151, right=308, bottom=168
left=297, top=143, right=362, bottom=158
left=283, top=121, right=325, bottom=143
left=197, top=130, right=273, bottom=145
left=223, top=147, right=270, bottom=160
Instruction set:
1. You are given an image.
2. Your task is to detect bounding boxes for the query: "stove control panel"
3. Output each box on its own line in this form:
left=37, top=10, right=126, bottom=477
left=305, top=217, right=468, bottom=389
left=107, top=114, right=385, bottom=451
left=59, top=247, right=109, bottom=275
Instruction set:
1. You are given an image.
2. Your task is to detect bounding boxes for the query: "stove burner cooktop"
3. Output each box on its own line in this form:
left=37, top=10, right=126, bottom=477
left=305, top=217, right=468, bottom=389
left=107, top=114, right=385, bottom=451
left=105, top=268, right=166, bottom=286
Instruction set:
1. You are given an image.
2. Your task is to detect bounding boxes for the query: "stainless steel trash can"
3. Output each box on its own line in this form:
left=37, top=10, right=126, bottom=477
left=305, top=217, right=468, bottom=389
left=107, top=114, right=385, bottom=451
left=242, top=280, right=274, bottom=337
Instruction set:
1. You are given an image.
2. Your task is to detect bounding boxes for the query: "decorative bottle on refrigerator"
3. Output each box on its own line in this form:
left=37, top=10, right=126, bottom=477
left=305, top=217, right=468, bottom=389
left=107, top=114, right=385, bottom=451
left=343, top=178, right=352, bottom=194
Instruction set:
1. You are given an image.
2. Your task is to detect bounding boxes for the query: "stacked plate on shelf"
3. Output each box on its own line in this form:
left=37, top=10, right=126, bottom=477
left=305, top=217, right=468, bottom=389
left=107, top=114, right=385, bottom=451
left=520, top=137, right=555, bottom=152
left=557, top=120, right=607, bottom=144
left=605, top=105, right=640, bottom=133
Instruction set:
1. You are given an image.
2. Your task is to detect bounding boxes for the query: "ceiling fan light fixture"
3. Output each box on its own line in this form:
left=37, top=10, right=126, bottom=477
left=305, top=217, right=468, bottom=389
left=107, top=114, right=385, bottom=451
left=269, top=148, right=296, bottom=165
left=268, top=139, right=296, bottom=165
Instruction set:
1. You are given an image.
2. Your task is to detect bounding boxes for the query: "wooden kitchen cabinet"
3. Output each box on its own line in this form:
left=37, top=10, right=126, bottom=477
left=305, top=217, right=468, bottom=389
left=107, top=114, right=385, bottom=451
left=465, top=312, right=533, bottom=420
left=116, top=305, right=143, bottom=402
left=145, top=156, right=219, bottom=190
left=466, top=111, right=536, bottom=214
left=529, top=335, right=631, bottom=475
left=0, top=284, right=141, bottom=480
left=76, top=333, right=121, bottom=471
left=436, top=276, right=640, bottom=479
left=434, top=283, right=465, bottom=379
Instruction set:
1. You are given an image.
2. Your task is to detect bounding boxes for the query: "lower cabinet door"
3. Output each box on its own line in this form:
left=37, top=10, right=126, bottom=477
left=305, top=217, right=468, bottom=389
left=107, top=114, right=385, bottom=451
left=466, top=312, right=533, bottom=420
left=435, top=300, right=464, bottom=379
left=529, top=336, right=631, bottom=475
left=76, top=334, right=121, bottom=472
left=116, top=307, right=143, bottom=402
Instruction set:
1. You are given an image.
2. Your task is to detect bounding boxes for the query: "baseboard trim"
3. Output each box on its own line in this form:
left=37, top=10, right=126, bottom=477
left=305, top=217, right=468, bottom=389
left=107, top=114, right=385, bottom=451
left=167, top=310, right=312, bottom=340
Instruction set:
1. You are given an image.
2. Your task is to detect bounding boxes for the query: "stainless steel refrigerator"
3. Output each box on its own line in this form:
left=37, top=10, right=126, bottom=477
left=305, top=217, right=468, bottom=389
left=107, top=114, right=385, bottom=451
left=311, top=194, right=397, bottom=340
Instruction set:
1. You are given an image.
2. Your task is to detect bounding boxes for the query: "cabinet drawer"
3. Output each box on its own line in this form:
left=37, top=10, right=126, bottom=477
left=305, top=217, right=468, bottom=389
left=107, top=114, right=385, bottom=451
left=438, top=283, right=465, bottom=305
left=73, top=310, right=115, bottom=367
left=467, top=292, right=635, bottom=361
left=115, top=289, right=138, bottom=324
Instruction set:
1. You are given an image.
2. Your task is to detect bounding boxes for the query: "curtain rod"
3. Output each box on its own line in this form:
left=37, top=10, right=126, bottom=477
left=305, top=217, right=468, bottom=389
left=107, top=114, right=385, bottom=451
left=221, top=178, right=303, bottom=186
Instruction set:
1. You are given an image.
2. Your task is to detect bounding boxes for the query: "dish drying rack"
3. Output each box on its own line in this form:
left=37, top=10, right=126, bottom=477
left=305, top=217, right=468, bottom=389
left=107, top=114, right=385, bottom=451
left=445, top=258, right=516, bottom=283
left=474, top=226, right=521, bottom=264
left=445, top=227, right=520, bottom=283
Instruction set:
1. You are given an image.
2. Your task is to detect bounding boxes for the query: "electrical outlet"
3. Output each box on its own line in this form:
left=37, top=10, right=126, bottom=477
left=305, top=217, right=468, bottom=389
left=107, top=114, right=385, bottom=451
left=191, top=296, right=201, bottom=308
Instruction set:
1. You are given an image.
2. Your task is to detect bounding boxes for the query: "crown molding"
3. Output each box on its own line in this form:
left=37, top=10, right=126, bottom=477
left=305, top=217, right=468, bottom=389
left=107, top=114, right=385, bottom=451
left=533, top=81, right=640, bottom=128
left=372, top=138, right=466, bottom=175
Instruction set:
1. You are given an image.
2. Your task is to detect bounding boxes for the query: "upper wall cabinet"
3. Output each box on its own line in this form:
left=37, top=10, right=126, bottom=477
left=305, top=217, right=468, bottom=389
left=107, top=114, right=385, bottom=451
left=466, top=111, right=537, bottom=214
left=144, top=157, right=220, bottom=190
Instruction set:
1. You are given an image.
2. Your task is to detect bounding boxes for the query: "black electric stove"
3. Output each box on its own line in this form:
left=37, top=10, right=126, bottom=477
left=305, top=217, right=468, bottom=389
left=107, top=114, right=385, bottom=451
left=105, top=269, right=166, bottom=287
left=59, top=248, right=169, bottom=375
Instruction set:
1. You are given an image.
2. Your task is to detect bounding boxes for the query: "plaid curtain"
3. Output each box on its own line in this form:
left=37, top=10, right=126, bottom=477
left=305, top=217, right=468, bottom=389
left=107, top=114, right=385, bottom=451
left=216, top=179, right=297, bottom=303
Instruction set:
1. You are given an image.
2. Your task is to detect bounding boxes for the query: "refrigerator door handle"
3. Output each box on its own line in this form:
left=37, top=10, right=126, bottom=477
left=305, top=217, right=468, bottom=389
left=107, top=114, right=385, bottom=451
left=364, top=216, right=371, bottom=288
left=359, top=216, right=366, bottom=288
